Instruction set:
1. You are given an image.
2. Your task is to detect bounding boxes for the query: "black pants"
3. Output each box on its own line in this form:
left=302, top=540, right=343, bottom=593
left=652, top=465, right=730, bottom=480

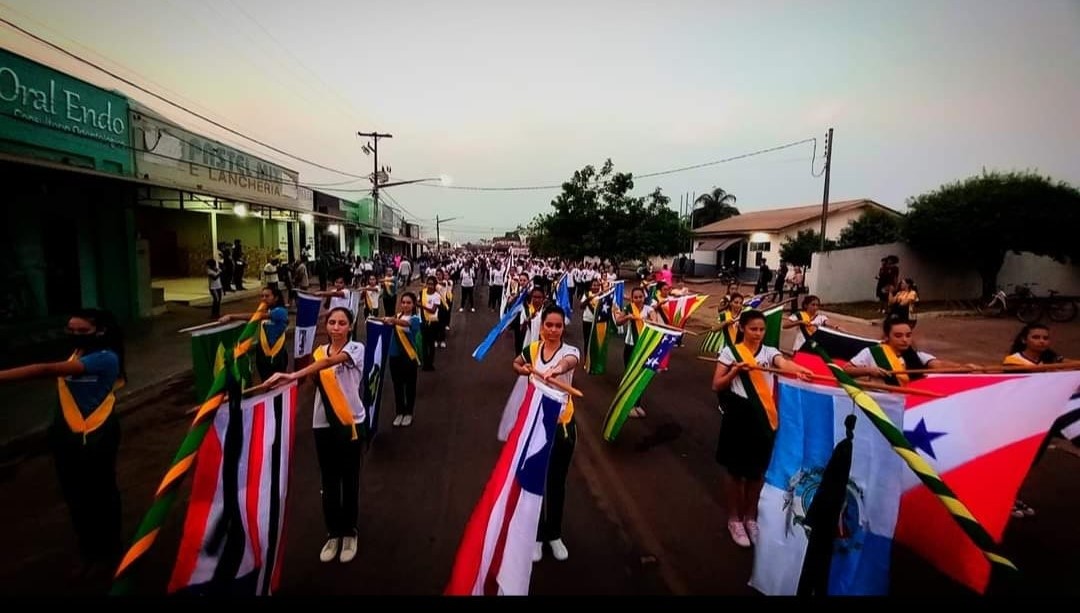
left=50, top=415, right=122, bottom=565
left=582, top=322, right=593, bottom=347
left=383, top=294, right=396, bottom=316
left=422, top=321, right=439, bottom=370
left=210, top=288, right=223, bottom=318
left=538, top=419, right=576, bottom=542
left=255, top=349, right=289, bottom=383
left=461, top=286, right=475, bottom=310
left=488, top=285, right=503, bottom=309
left=389, top=355, right=418, bottom=416
left=313, top=428, right=364, bottom=538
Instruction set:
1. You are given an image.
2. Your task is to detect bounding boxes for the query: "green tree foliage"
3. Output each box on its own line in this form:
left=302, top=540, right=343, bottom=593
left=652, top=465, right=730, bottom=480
left=837, top=208, right=903, bottom=249
left=692, top=187, right=739, bottom=228
left=904, top=171, right=1080, bottom=296
left=780, top=229, right=836, bottom=267
left=528, top=160, right=690, bottom=267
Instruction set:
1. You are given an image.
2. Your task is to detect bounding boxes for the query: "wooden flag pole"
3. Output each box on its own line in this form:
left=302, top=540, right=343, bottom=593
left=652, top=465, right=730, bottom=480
left=177, top=320, right=239, bottom=334
left=887, top=360, right=1080, bottom=375
left=527, top=373, right=584, bottom=398
left=695, top=356, right=945, bottom=398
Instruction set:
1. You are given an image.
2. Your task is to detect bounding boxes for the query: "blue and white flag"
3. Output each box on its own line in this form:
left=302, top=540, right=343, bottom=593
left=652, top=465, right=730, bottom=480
left=473, top=287, right=529, bottom=362
left=293, top=292, right=323, bottom=359
left=363, top=320, right=393, bottom=438
left=750, top=379, right=905, bottom=596
left=555, top=274, right=573, bottom=324
left=612, top=280, right=625, bottom=311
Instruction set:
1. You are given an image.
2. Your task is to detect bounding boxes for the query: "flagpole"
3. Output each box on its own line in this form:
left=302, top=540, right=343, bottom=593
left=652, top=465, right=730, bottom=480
left=524, top=371, right=584, bottom=398
left=649, top=320, right=700, bottom=336
left=694, top=356, right=945, bottom=398
left=885, top=361, right=1080, bottom=375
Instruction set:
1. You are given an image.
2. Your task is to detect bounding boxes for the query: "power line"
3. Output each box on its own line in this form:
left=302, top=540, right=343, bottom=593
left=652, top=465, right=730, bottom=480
left=0, top=15, right=369, bottom=180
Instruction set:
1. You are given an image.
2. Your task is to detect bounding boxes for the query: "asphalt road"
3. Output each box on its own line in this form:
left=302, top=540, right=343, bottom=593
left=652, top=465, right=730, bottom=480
left=0, top=284, right=1077, bottom=596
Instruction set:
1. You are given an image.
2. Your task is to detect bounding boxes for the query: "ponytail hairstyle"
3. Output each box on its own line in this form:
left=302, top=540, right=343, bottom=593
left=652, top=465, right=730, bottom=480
left=1009, top=323, right=1063, bottom=363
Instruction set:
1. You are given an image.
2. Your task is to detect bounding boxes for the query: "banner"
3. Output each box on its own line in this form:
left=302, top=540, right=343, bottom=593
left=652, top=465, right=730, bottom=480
left=293, top=292, right=323, bottom=359
left=363, top=320, right=393, bottom=438
left=191, top=321, right=245, bottom=400
left=169, top=383, right=299, bottom=595
left=473, top=288, right=529, bottom=362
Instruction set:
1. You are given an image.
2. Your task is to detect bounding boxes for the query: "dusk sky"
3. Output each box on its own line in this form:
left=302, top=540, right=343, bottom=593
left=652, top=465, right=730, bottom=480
left=3, top=0, right=1078, bottom=242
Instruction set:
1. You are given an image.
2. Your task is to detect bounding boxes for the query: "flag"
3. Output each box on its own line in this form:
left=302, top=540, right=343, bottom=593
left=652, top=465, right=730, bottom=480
left=473, top=287, right=529, bottom=362
left=894, top=371, right=1080, bottom=592
left=169, top=383, right=299, bottom=595
left=555, top=275, right=572, bottom=324
left=758, top=303, right=785, bottom=349
left=191, top=321, right=246, bottom=400
left=744, top=293, right=766, bottom=309
left=601, top=323, right=682, bottom=442
left=363, top=320, right=392, bottom=438
left=656, top=293, right=708, bottom=328
left=613, top=280, right=625, bottom=311
left=792, top=327, right=879, bottom=376
left=1058, top=388, right=1080, bottom=445
left=585, top=289, right=616, bottom=375
left=293, top=292, right=322, bottom=359
left=750, top=379, right=906, bottom=596
left=446, top=379, right=568, bottom=596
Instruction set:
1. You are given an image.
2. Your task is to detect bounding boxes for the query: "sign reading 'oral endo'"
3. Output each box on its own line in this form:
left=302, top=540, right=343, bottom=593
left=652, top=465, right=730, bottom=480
left=0, top=48, right=131, bottom=173
left=130, top=104, right=301, bottom=210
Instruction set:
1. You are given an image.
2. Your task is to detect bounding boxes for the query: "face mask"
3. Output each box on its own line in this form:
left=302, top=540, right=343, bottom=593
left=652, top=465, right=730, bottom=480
left=68, top=333, right=104, bottom=352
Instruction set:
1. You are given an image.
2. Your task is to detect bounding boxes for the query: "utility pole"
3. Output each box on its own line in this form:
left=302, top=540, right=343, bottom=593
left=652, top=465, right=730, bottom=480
left=436, top=215, right=460, bottom=253
left=818, top=127, right=834, bottom=252
left=358, top=131, right=392, bottom=254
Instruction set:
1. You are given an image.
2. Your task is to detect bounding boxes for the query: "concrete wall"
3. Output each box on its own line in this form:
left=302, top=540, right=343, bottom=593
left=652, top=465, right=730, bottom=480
left=806, top=241, right=1080, bottom=303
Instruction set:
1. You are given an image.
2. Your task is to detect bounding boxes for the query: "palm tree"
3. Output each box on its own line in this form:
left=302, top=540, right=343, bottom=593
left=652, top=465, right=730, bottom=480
left=692, top=187, right=739, bottom=228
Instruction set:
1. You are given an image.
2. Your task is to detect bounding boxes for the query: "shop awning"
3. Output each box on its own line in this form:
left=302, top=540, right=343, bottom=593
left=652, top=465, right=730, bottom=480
left=696, top=237, right=744, bottom=251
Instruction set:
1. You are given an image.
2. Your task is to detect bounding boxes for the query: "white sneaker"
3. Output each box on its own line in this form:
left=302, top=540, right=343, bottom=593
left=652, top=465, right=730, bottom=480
left=532, top=541, right=543, bottom=563
left=728, top=520, right=751, bottom=548
left=339, top=535, right=357, bottom=563
left=744, top=520, right=760, bottom=546
left=548, top=539, right=569, bottom=561
left=471, top=308, right=476, bottom=312
left=393, top=415, right=404, bottom=427
left=458, top=308, right=464, bottom=312
left=402, top=415, right=413, bottom=427
left=319, top=537, right=340, bottom=562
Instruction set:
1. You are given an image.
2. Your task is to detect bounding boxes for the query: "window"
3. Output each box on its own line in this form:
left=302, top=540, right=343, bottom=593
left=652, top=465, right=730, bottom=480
left=749, top=241, right=771, bottom=252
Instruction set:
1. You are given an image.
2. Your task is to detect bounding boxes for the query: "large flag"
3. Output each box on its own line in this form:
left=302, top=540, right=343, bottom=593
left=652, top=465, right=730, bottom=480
left=791, top=327, right=879, bottom=376
left=584, top=288, right=617, bottom=375
left=1062, top=388, right=1080, bottom=445
left=757, top=303, right=786, bottom=350
left=473, top=287, right=529, bottom=362
left=190, top=321, right=246, bottom=400
left=612, top=280, right=625, bottom=311
left=893, top=371, right=1080, bottom=592
left=750, top=380, right=905, bottom=595
left=446, top=379, right=568, bottom=596
left=293, top=292, right=323, bottom=359
left=656, top=293, right=708, bottom=328
left=169, top=383, right=299, bottom=595
left=363, top=320, right=393, bottom=438
left=601, top=323, right=682, bottom=442
left=555, top=274, right=573, bottom=324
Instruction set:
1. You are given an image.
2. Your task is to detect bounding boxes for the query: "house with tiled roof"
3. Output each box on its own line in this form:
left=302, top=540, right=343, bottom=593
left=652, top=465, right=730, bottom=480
left=691, top=198, right=900, bottom=274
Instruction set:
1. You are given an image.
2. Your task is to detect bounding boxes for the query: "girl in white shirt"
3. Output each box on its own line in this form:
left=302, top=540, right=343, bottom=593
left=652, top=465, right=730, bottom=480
left=613, top=286, right=658, bottom=418
left=781, top=294, right=841, bottom=352
left=266, top=307, right=366, bottom=565
left=845, top=318, right=968, bottom=386
left=459, top=266, right=476, bottom=312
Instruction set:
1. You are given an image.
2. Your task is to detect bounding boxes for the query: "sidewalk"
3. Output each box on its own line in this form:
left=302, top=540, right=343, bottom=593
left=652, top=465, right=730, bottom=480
left=153, top=276, right=264, bottom=306
left=0, top=297, right=262, bottom=458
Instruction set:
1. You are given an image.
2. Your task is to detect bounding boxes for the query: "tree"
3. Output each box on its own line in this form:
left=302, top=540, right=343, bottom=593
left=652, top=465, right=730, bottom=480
left=904, top=171, right=1080, bottom=297
left=780, top=229, right=836, bottom=267
left=692, top=187, right=739, bottom=228
left=837, top=208, right=903, bottom=249
left=527, top=160, right=690, bottom=267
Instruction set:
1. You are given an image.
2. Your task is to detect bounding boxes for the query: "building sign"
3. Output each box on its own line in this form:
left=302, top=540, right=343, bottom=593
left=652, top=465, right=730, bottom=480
left=0, top=48, right=131, bottom=174
left=130, top=105, right=300, bottom=210
left=298, top=186, right=314, bottom=211
left=380, top=202, right=395, bottom=233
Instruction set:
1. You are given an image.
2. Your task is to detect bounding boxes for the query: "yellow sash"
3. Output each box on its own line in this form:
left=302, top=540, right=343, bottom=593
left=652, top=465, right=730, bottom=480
left=871, top=343, right=909, bottom=386
left=421, top=290, right=439, bottom=322
left=259, top=321, right=286, bottom=359
left=313, top=345, right=358, bottom=440
left=527, top=341, right=575, bottom=426
left=395, top=313, right=421, bottom=365
left=1003, top=353, right=1036, bottom=366
left=365, top=287, right=380, bottom=309
left=630, top=304, right=645, bottom=337
left=57, top=352, right=122, bottom=443
left=797, top=311, right=818, bottom=337
left=732, top=343, right=778, bottom=431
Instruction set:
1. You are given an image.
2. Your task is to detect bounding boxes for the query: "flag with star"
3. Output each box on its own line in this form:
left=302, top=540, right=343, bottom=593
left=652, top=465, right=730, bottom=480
left=601, top=323, right=682, bottom=442
left=584, top=287, right=617, bottom=375
left=892, top=371, right=1080, bottom=593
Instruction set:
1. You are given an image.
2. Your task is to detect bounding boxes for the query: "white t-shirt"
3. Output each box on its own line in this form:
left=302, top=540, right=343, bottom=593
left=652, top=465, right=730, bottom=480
left=312, top=341, right=367, bottom=429
left=329, top=289, right=357, bottom=317
left=718, top=344, right=782, bottom=400
left=422, top=289, right=442, bottom=322
left=490, top=269, right=505, bottom=286
left=789, top=313, right=830, bottom=352
left=460, top=269, right=475, bottom=288
left=849, top=346, right=936, bottom=370
left=524, top=342, right=581, bottom=389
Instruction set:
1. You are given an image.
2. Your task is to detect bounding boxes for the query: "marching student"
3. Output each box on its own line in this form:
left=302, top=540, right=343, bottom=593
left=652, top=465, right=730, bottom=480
left=711, top=309, right=814, bottom=548
left=382, top=292, right=423, bottom=427
left=781, top=294, right=842, bottom=353
left=265, top=307, right=366, bottom=565
left=509, top=305, right=580, bottom=563
left=518, top=287, right=549, bottom=351
left=580, top=278, right=602, bottom=347
left=0, top=309, right=126, bottom=577
left=844, top=318, right=971, bottom=385
left=361, top=273, right=382, bottom=320
left=488, top=260, right=505, bottom=311
left=613, top=286, right=658, bottom=418
left=309, top=274, right=359, bottom=340
left=437, top=269, right=454, bottom=336
left=381, top=268, right=398, bottom=316
left=219, top=286, right=290, bottom=382
left=420, top=276, right=443, bottom=371
left=459, top=262, right=476, bottom=312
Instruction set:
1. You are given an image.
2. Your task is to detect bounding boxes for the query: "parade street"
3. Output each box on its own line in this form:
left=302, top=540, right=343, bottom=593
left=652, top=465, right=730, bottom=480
left=0, top=284, right=1077, bottom=596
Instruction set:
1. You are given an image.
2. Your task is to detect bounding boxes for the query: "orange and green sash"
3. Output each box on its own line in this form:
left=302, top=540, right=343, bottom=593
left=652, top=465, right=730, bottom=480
left=395, top=313, right=421, bottom=365
left=1002, top=353, right=1036, bottom=367
left=795, top=310, right=818, bottom=340
left=869, top=343, right=909, bottom=387
left=421, top=290, right=439, bottom=322
left=313, top=345, right=358, bottom=440
left=526, top=341, right=575, bottom=427
left=721, top=309, right=742, bottom=346
left=57, top=352, right=124, bottom=443
left=732, top=342, right=778, bottom=431
left=259, top=321, right=286, bottom=359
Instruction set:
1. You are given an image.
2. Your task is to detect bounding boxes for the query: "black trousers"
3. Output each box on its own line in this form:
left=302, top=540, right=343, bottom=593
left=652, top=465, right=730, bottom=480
left=582, top=322, right=593, bottom=347
left=538, top=419, right=576, bottom=542
left=255, top=349, right=289, bottom=383
left=50, top=415, right=122, bottom=565
left=313, top=427, right=364, bottom=538
left=389, top=355, right=418, bottom=416
left=422, top=321, right=439, bottom=370
left=488, top=285, right=503, bottom=309
left=382, top=294, right=396, bottom=316
left=210, top=288, right=223, bottom=318
left=461, top=286, right=475, bottom=310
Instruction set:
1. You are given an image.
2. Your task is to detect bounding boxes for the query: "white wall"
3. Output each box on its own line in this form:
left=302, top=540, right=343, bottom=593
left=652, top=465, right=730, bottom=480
left=806, top=241, right=1080, bottom=303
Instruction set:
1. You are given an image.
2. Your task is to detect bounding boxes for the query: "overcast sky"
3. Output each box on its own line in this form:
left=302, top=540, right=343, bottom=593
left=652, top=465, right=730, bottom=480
left=3, top=0, right=1079, bottom=242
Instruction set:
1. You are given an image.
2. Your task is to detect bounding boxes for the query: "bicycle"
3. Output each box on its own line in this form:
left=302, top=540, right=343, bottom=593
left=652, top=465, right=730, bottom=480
left=977, top=283, right=1078, bottom=323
